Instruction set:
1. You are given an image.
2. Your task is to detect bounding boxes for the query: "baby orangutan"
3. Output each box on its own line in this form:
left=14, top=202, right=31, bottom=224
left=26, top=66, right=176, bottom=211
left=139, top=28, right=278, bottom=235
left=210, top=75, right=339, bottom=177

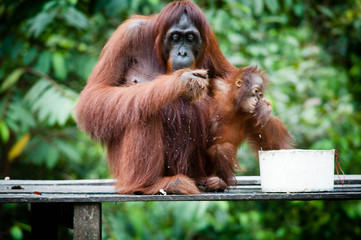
left=204, top=66, right=294, bottom=191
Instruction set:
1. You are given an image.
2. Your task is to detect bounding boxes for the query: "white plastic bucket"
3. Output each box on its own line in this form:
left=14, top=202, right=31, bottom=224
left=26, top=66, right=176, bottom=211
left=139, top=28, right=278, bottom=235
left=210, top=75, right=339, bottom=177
left=259, top=149, right=335, bottom=192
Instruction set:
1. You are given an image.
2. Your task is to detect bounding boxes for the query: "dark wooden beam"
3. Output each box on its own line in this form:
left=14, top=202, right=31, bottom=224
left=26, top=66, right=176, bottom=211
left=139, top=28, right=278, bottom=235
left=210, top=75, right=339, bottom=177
left=74, top=203, right=101, bottom=240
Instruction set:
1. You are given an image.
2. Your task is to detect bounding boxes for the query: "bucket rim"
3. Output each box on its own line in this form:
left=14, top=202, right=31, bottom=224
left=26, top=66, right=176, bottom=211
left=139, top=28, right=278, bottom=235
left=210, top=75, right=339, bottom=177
left=258, top=149, right=335, bottom=154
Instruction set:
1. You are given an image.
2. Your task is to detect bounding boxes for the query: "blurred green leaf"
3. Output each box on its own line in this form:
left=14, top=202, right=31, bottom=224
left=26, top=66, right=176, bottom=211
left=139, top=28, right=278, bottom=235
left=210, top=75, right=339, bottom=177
left=283, top=0, right=293, bottom=11
left=0, top=34, right=15, bottom=57
left=232, top=3, right=251, bottom=14
left=0, top=121, right=10, bottom=143
left=317, top=5, right=335, bottom=18
left=8, top=133, right=31, bottom=162
left=10, top=41, right=25, bottom=60
left=25, top=79, right=50, bottom=103
left=253, top=0, right=264, bottom=16
left=35, top=87, right=60, bottom=121
left=310, top=139, right=334, bottom=150
left=55, top=139, right=81, bottom=162
left=265, top=0, right=279, bottom=14
left=46, top=146, right=59, bottom=169
left=10, top=225, right=23, bottom=240
left=293, top=2, right=304, bottom=17
left=34, top=51, right=52, bottom=74
left=0, top=68, right=25, bottom=93
left=27, top=140, right=53, bottom=165
left=26, top=12, right=56, bottom=37
left=23, top=48, right=38, bottom=65
left=25, top=78, right=77, bottom=126
left=52, top=52, right=67, bottom=80
left=6, top=100, right=36, bottom=132
left=62, top=6, right=89, bottom=29
left=43, top=0, right=58, bottom=11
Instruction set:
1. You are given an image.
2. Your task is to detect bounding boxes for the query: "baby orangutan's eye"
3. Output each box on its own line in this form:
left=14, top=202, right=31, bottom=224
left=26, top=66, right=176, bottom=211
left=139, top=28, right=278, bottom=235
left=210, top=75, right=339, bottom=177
left=252, top=89, right=259, bottom=96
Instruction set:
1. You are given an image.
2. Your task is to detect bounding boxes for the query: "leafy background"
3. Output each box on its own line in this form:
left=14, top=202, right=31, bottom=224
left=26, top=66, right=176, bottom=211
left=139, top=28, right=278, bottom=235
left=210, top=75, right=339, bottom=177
left=1, top=0, right=361, bottom=239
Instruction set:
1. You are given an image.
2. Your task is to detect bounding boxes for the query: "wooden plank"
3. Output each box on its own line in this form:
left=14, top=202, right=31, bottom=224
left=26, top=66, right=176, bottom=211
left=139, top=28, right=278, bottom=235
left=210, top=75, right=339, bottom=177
left=1, top=175, right=359, bottom=186
left=2, top=190, right=361, bottom=203
left=0, top=179, right=115, bottom=186
left=1, top=175, right=359, bottom=191
left=0, top=185, right=116, bottom=193
left=1, top=175, right=361, bottom=203
left=2, top=184, right=360, bottom=195
left=74, top=203, right=101, bottom=240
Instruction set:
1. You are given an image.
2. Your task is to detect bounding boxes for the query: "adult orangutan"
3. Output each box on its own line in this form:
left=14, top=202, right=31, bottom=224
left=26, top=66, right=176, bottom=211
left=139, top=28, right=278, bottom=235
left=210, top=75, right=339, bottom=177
left=206, top=66, right=294, bottom=188
left=75, top=1, right=237, bottom=194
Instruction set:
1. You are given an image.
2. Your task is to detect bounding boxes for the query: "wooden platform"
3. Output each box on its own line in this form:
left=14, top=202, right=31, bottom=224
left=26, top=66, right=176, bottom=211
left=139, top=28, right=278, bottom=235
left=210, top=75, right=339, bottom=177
left=2, top=175, right=361, bottom=240
left=1, top=175, right=361, bottom=202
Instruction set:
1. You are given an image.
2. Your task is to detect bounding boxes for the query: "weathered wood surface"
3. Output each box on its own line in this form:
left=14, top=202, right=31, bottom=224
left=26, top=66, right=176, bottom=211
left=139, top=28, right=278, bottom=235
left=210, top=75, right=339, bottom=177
left=1, top=175, right=361, bottom=203
left=74, top=203, right=101, bottom=240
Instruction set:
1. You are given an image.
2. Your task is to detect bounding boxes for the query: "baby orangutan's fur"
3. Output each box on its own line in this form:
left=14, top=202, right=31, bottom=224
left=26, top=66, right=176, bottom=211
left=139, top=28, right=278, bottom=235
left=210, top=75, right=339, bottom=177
left=206, top=66, right=294, bottom=190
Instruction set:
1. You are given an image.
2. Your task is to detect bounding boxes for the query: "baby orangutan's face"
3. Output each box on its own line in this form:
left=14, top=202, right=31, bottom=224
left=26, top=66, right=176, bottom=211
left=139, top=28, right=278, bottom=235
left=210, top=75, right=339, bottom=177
left=239, top=74, right=264, bottom=113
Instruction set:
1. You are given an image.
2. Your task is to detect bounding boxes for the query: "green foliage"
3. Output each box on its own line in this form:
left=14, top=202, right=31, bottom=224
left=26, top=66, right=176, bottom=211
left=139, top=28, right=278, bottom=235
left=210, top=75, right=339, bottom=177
left=0, top=120, right=10, bottom=143
left=1, top=0, right=361, bottom=239
left=25, top=77, right=77, bottom=126
left=25, top=0, right=89, bottom=37
left=0, top=68, right=25, bottom=93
